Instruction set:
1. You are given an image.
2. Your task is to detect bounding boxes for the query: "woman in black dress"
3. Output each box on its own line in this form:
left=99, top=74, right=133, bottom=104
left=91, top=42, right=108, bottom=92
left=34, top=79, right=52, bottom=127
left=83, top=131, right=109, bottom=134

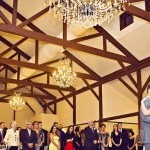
left=74, top=126, right=83, bottom=150
left=127, top=130, right=136, bottom=150
left=111, top=124, right=122, bottom=150
left=64, top=125, right=75, bottom=150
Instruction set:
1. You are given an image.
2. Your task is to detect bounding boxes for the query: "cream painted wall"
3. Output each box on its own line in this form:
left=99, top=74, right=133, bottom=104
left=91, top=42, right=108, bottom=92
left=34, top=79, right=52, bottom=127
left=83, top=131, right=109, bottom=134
left=57, top=99, right=73, bottom=126
left=15, top=106, right=34, bottom=128
left=103, top=83, right=138, bottom=118
left=0, top=103, right=14, bottom=128
left=0, top=103, right=34, bottom=128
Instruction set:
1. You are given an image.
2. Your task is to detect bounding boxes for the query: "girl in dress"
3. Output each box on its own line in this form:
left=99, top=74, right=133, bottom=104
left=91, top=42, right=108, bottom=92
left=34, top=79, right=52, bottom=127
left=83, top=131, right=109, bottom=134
left=127, top=130, right=136, bottom=150
left=49, top=126, right=60, bottom=150
left=111, top=124, right=122, bottom=150
left=64, top=125, right=75, bottom=150
left=99, top=124, right=110, bottom=150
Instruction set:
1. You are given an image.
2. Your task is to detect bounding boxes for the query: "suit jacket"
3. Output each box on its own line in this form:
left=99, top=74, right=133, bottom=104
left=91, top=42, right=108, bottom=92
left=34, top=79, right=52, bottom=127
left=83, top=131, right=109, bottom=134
left=59, top=129, right=66, bottom=149
left=0, top=128, right=7, bottom=143
left=84, top=126, right=98, bottom=150
left=42, top=129, right=48, bottom=146
left=140, top=97, right=150, bottom=144
left=4, top=128, right=19, bottom=146
left=120, top=128, right=128, bottom=148
left=20, top=129, right=37, bottom=150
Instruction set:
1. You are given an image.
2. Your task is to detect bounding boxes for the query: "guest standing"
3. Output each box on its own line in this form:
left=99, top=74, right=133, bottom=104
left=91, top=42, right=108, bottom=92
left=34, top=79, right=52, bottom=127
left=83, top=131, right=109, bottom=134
left=127, top=130, right=136, bottom=150
left=33, top=121, right=45, bottom=150
left=80, top=129, right=85, bottom=149
left=118, top=123, right=128, bottom=150
left=20, top=121, right=37, bottom=150
left=49, top=126, right=60, bottom=150
left=111, top=124, right=122, bottom=150
left=17, top=127, right=22, bottom=150
left=74, top=126, right=83, bottom=150
left=84, top=120, right=98, bottom=150
left=99, top=124, right=109, bottom=150
left=58, top=124, right=66, bottom=150
left=4, top=121, right=19, bottom=150
left=0, top=122, right=6, bottom=144
left=64, top=125, right=75, bottom=150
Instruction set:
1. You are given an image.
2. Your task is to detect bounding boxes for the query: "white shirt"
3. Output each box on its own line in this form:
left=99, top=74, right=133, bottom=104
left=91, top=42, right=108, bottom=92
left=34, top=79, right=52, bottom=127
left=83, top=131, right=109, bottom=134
left=4, top=129, right=19, bottom=147
left=27, top=129, right=31, bottom=136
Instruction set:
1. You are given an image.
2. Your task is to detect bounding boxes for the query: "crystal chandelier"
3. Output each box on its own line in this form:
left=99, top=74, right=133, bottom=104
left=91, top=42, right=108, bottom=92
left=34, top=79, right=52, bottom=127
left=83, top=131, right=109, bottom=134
left=52, top=58, right=77, bottom=88
left=9, top=92, right=26, bottom=111
left=44, top=0, right=126, bottom=28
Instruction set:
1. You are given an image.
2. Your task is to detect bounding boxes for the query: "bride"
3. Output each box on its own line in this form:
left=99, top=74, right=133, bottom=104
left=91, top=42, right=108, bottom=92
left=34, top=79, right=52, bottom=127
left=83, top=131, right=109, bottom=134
left=49, top=126, right=60, bottom=150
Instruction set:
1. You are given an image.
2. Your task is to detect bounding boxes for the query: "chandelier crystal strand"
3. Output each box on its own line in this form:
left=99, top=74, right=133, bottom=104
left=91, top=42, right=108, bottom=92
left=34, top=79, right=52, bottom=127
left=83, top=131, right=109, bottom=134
left=9, top=92, right=26, bottom=111
left=44, top=0, right=125, bottom=28
left=53, top=58, right=77, bottom=88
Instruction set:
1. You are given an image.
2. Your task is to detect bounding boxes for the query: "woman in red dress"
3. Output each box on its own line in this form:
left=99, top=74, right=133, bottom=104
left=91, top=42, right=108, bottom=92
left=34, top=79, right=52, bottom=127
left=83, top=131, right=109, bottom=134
left=64, top=125, right=75, bottom=150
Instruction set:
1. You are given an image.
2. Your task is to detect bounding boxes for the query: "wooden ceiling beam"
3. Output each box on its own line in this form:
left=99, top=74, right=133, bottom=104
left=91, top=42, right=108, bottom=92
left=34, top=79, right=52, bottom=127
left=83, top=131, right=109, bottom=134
left=1, top=64, right=16, bottom=73
left=0, top=24, right=133, bottom=64
left=0, top=23, right=67, bottom=46
left=0, top=77, right=72, bottom=91
left=94, top=25, right=139, bottom=63
left=45, top=56, right=150, bottom=106
left=58, top=90, right=73, bottom=108
left=36, top=87, right=56, bottom=100
left=0, top=89, right=51, bottom=99
left=0, top=53, right=17, bottom=73
left=0, top=56, right=96, bottom=80
left=129, top=0, right=144, bottom=3
left=0, top=36, right=30, bottom=60
left=12, top=0, right=18, bottom=26
left=140, top=75, right=150, bottom=95
left=18, top=7, right=49, bottom=28
left=118, top=77, right=138, bottom=96
left=67, top=42, right=132, bottom=63
left=118, top=61, right=137, bottom=88
left=0, top=36, right=28, bottom=57
left=125, top=4, right=150, bottom=22
left=82, top=78, right=99, bottom=100
left=69, top=33, right=102, bottom=43
left=0, top=10, right=11, bottom=25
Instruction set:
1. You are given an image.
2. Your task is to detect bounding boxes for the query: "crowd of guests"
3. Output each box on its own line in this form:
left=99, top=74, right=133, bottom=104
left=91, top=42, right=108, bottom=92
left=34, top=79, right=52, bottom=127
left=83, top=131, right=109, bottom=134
left=0, top=120, right=143, bottom=150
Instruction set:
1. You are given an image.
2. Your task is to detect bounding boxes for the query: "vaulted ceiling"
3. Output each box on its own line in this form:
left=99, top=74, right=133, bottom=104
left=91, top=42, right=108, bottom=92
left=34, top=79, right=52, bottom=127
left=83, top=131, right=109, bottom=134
left=0, top=0, right=150, bottom=119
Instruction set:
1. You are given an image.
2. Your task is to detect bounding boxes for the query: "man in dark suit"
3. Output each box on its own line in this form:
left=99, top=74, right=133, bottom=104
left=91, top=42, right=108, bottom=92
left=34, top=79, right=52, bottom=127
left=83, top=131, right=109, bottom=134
left=58, top=124, right=66, bottom=150
left=20, top=121, right=37, bottom=150
left=84, top=120, right=98, bottom=150
left=0, top=122, right=6, bottom=144
left=118, top=122, right=128, bottom=150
